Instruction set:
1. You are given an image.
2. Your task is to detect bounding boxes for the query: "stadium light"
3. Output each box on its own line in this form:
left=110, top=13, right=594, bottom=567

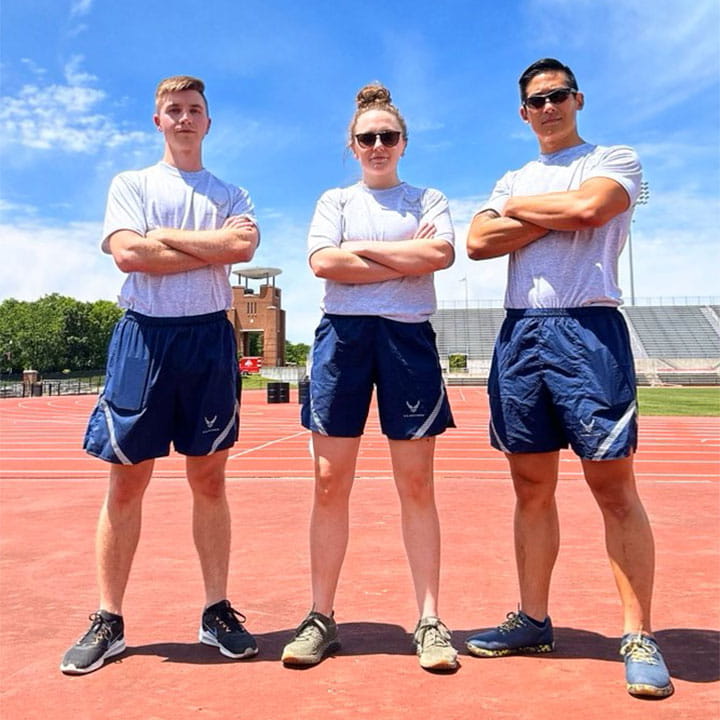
left=627, top=181, right=650, bottom=306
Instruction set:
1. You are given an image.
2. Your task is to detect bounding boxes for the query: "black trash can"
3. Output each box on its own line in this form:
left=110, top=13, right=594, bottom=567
left=298, top=378, right=310, bottom=405
left=267, top=381, right=290, bottom=404
left=31, top=382, right=43, bottom=397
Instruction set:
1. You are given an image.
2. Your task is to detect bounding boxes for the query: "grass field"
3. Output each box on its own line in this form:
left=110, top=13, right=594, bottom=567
left=637, top=387, right=720, bottom=416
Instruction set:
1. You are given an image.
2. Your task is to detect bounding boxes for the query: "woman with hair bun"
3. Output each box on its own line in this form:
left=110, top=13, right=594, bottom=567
left=281, top=83, right=457, bottom=671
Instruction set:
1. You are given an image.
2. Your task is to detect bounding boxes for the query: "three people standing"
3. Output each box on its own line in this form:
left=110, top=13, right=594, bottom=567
left=61, top=62, right=673, bottom=698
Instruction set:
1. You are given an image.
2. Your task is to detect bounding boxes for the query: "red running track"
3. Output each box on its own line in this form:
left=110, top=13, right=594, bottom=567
left=0, top=388, right=718, bottom=720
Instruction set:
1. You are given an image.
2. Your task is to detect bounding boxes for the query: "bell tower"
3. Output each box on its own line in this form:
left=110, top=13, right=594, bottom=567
left=227, top=267, right=286, bottom=367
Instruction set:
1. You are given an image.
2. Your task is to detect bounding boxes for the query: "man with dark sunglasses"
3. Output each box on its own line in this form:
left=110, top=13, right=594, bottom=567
left=464, top=58, right=673, bottom=699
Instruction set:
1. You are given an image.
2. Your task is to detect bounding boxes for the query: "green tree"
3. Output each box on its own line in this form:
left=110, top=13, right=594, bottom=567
left=0, top=295, right=122, bottom=373
left=285, top=340, right=310, bottom=365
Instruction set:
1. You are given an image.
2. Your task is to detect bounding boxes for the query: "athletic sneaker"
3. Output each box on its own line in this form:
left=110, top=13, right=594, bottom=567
left=199, top=600, right=258, bottom=659
left=281, top=610, right=340, bottom=666
left=60, top=610, right=126, bottom=675
left=413, top=616, right=458, bottom=671
left=620, top=633, right=674, bottom=698
left=466, top=610, right=554, bottom=657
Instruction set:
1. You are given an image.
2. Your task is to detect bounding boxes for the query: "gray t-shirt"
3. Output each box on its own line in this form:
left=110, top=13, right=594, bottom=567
left=102, top=162, right=256, bottom=317
left=480, top=143, right=642, bottom=308
left=307, top=182, right=455, bottom=323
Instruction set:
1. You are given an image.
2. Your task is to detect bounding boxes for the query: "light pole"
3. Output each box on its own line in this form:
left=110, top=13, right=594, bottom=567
left=627, top=181, right=650, bottom=305
left=460, top=276, right=469, bottom=357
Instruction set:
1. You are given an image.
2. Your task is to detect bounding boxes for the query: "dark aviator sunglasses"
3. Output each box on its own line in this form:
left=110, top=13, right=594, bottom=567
left=524, top=87, right=577, bottom=110
left=354, top=131, right=402, bottom=148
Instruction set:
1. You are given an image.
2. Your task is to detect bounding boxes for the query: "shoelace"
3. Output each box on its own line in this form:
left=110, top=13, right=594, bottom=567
left=416, top=619, right=452, bottom=648
left=296, top=615, right=329, bottom=640
left=80, top=613, right=115, bottom=645
left=498, top=612, right=526, bottom=634
left=213, top=605, right=248, bottom=634
left=620, top=636, right=659, bottom=665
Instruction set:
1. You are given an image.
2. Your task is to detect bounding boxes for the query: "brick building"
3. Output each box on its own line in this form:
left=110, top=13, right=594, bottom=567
left=227, top=267, right=286, bottom=367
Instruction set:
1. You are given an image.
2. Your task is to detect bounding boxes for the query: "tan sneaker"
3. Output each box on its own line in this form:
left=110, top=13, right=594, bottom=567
left=413, top=616, right=458, bottom=671
left=281, top=610, right=340, bottom=666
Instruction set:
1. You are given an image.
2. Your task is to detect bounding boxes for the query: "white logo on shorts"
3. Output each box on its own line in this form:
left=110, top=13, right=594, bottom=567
left=406, top=400, right=421, bottom=413
left=580, top=418, right=596, bottom=436
left=204, top=415, right=217, bottom=429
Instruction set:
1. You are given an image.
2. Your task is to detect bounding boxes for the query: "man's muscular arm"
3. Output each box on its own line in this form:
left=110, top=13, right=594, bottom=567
left=466, top=210, right=548, bottom=260
left=146, top=215, right=259, bottom=265
left=502, top=177, right=631, bottom=231
left=108, top=229, right=208, bottom=274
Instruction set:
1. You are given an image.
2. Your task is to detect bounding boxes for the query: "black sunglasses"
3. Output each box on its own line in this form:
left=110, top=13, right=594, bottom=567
left=524, top=87, right=577, bottom=110
left=354, top=131, right=402, bottom=148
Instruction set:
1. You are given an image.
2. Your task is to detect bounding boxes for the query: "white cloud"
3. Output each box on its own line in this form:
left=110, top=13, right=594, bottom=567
left=527, top=0, right=718, bottom=120
left=64, top=54, right=97, bottom=86
left=0, top=221, right=124, bottom=303
left=70, top=0, right=93, bottom=17
left=0, top=68, right=154, bottom=155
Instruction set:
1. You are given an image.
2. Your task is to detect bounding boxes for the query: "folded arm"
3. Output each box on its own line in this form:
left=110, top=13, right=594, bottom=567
left=146, top=215, right=259, bottom=265
left=309, top=247, right=404, bottom=284
left=502, top=177, right=631, bottom=231
left=466, top=210, right=548, bottom=260
left=343, top=222, right=454, bottom=276
left=108, top=229, right=209, bottom=274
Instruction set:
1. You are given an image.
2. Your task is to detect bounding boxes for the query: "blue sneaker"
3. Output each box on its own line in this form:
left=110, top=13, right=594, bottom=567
left=620, top=634, right=674, bottom=698
left=466, top=610, right=554, bottom=657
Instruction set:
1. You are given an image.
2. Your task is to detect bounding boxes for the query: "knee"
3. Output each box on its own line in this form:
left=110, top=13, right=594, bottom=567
left=593, top=486, right=639, bottom=521
left=513, top=475, right=555, bottom=510
left=396, top=472, right=434, bottom=505
left=314, top=473, right=351, bottom=508
left=189, top=472, right=226, bottom=501
left=107, top=475, right=148, bottom=507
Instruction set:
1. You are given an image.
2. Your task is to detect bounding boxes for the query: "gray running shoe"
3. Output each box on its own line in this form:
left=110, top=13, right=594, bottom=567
left=199, top=599, right=258, bottom=659
left=413, top=616, right=458, bottom=671
left=60, top=610, right=126, bottom=675
left=281, top=610, right=340, bottom=666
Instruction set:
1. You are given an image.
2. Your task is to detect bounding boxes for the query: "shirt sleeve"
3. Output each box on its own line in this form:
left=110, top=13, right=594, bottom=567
left=478, top=170, right=514, bottom=216
left=101, top=172, right=146, bottom=253
left=307, top=189, right=343, bottom=261
left=230, top=186, right=260, bottom=245
left=421, top=188, right=455, bottom=247
left=585, top=145, right=643, bottom=205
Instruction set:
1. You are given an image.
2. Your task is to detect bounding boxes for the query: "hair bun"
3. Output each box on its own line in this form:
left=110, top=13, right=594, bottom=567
left=356, top=84, right=392, bottom=109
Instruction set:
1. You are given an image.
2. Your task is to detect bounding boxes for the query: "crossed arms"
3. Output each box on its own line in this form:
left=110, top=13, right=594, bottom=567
left=108, top=214, right=259, bottom=275
left=466, top=177, right=631, bottom=260
left=310, top=222, right=454, bottom=284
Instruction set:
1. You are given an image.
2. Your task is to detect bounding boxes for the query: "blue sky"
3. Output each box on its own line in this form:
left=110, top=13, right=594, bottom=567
left=1, top=0, right=718, bottom=343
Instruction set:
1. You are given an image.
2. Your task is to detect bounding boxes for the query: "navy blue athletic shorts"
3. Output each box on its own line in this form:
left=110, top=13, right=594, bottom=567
left=84, top=310, right=240, bottom=464
left=302, top=314, right=455, bottom=440
left=488, top=307, right=637, bottom=460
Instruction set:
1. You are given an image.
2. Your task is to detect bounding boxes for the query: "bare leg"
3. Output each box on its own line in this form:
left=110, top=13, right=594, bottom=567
left=309, top=433, right=360, bottom=616
left=507, top=451, right=560, bottom=620
left=582, top=455, right=655, bottom=634
left=187, top=450, right=232, bottom=607
left=388, top=437, right=441, bottom=618
left=97, top=460, right=154, bottom=614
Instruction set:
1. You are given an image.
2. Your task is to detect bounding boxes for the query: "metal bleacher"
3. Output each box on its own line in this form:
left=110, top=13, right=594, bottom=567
left=431, top=307, right=505, bottom=359
left=621, top=306, right=720, bottom=359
